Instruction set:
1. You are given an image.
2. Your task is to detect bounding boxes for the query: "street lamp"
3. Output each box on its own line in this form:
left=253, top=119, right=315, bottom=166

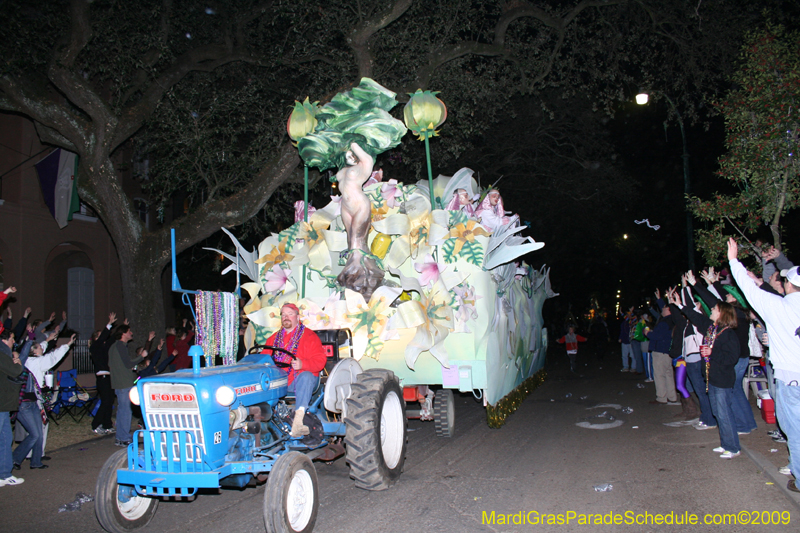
left=636, top=92, right=695, bottom=270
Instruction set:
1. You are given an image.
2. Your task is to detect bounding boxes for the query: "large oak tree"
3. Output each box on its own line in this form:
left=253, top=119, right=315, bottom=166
left=0, top=0, right=773, bottom=334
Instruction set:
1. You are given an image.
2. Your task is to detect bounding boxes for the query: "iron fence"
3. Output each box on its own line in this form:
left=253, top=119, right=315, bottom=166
left=72, top=339, right=93, bottom=374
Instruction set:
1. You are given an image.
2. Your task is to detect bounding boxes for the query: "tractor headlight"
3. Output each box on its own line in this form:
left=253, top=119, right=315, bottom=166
left=129, top=387, right=140, bottom=406
left=215, top=386, right=235, bottom=406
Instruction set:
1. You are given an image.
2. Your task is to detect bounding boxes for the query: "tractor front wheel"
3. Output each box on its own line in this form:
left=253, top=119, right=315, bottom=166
left=95, top=449, right=159, bottom=533
left=263, top=452, right=319, bottom=533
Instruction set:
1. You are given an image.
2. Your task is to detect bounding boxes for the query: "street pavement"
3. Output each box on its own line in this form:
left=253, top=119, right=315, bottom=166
left=1, top=350, right=798, bottom=532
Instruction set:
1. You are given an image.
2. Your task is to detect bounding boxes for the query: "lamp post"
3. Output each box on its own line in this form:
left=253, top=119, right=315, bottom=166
left=636, top=92, right=695, bottom=271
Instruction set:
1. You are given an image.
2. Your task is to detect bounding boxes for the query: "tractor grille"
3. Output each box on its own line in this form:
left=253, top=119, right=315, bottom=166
left=143, top=383, right=205, bottom=461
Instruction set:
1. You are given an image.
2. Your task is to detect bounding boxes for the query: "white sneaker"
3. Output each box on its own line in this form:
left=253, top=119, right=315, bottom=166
left=644, top=379, right=654, bottom=383
left=712, top=447, right=726, bottom=453
left=720, top=451, right=740, bottom=459
left=778, top=465, right=792, bottom=475
left=694, top=421, right=716, bottom=430
left=620, top=368, right=630, bottom=372
left=0, top=475, right=25, bottom=486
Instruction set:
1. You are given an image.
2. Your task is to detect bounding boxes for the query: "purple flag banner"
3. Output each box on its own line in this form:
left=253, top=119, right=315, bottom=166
left=35, top=148, right=80, bottom=228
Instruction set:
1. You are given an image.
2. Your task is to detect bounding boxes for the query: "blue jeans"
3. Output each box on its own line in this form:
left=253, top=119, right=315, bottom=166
left=0, top=412, right=12, bottom=479
left=708, top=385, right=740, bottom=453
left=774, top=379, right=800, bottom=478
left=732, top=357, right=758, bottom=433
left=115, top=388, right=133, bottom=442
left=686, top=361, right=714, bottom=426
left=288, top=372, right=318, bottom=410
left=620, top=343, right=633, bottom=370
left=630, top=340, right=644, bottom=373
left=12, top=401, right=43, bottom=467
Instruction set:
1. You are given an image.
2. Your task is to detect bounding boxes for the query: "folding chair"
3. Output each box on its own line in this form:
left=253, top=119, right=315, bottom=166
left=50, top=369, right=98, bottom=422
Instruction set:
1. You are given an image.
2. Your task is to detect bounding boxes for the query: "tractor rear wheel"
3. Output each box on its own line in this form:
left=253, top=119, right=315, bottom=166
left=433, top=389, right=455, bottom=437
left=344, top=369, right=407, bottom=490
left=263, top=452, right=319, bottom=533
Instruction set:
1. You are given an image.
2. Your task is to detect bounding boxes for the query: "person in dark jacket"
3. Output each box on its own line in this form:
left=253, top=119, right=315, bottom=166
left=646, top=298, right=678, bottom=405
left=687, top=271, right=758, bottom=435
left=90, top=313, right=118, bottom=435
left=0, top=320, right=25, bottom=487
left=662, top=288, right=703, bottom=422
left=137, top=338, right=175, bottom=379
left=108, top=325, right=144, bottom=447
left=669, top=289, right=741, bottom=458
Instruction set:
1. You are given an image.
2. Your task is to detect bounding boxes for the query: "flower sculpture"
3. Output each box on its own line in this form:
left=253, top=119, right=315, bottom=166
left=414, top=253, right=448, bottom=288
left=263, top=264, right=293, bottom=294
left=443, top=220, right=491, bottom=265
left=343, top=286, right=402, bottom=360
left=380, top=179, right=403, bottom=208
left=404, top=89, right=447, bottom=141
left=452, top=282, right=480, bottom=333
left=293, top=219, right=334, bottom=273
left=287, top=97, right=320, bottom=145
left=300, top=292, right=349, bottom=330
left=255, top=240, right=294, bottom=270
left=387, top=267, right=454, bottom=369
left=404, top=89, right=447, bottom=208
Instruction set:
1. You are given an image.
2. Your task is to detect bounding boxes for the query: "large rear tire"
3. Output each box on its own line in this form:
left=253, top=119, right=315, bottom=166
left=433, top=389, right=455, bottom=437
left=95, top=449, right=159, bottom=533
left=344, top=369, right=407, bottom=490
left=263, top=452, right=319, bottom=533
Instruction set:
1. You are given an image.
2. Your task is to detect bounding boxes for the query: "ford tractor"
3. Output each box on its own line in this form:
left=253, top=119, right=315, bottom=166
left=95, top=334, right=407, bottom=533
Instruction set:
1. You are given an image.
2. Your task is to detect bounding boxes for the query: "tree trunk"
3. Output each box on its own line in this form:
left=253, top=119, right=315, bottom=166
left=75, top=146, right=300, bottom=349
left=770, top=170, right=790, bottom=251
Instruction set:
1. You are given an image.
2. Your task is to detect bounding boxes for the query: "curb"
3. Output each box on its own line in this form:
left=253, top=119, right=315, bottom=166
left=742, top=444, right=800, bottom=512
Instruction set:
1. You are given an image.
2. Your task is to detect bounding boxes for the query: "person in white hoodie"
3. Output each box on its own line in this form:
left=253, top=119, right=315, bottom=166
left=12, top=331, right=75, bottom=470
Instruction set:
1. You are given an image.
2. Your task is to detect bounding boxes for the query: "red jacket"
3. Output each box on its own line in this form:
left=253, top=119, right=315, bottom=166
left=265, top=327, right=327, bottom=385
left=556, top=333, right=587, bottom=354
left=172, top=331, right=195, bottom=370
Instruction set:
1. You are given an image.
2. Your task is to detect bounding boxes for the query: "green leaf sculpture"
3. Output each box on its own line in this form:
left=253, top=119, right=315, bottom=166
left=298, top=78, right=407, bottom=172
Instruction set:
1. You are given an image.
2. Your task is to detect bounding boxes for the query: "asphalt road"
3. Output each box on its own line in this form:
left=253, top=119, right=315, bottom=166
left=3, top=352, right=798, bottom=533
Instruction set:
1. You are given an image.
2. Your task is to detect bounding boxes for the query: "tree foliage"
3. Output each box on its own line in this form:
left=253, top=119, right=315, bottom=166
left=690, top=24, right=800, bottom=265
left=0, top=0, right=782, bottom=334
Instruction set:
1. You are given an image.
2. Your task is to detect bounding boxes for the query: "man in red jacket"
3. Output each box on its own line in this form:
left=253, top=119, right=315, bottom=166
left=264, top=303, right=327, bottom=437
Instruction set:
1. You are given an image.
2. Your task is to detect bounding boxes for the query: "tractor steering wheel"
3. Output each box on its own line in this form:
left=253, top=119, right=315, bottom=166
left=249, top=344, right=297, bottom=368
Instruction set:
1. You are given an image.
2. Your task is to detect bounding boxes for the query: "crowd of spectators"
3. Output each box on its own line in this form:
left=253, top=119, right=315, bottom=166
left=0, top=284, right=194, bottom=487
left=0, top=287, right=72, bottom=487
left=614, top=238, right=800, bottom=493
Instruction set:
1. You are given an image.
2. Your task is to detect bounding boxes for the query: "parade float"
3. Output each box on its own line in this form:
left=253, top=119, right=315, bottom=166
left=216, top=78, right=557, bottom=431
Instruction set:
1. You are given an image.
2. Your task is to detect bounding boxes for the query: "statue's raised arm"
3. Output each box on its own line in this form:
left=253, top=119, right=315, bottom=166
left=337, top=143, right=374, bottom=253
left=335, top=143, right=384, bottom=300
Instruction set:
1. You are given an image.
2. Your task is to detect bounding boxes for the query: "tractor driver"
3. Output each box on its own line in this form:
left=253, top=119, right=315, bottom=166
left=264, top=303, right=327, bottom=437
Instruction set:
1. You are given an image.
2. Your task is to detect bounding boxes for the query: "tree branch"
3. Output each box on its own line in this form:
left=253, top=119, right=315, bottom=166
left=164, top=142, right=300, bottom=256
left=410, top=42, right=507, bottom=91
left=112, top=45, right=252, bottom=150
left=347, top=0, right=413, bottom=78
left=54, top=0, right=93, bottom=67
left=0, top=75, right=88, bottom=151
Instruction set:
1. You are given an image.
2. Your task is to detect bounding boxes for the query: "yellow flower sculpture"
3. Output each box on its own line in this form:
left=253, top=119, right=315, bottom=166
left=387, top=267, right=454, bottom=369
left=294, top=220, right=332, bottom=272
left=343, top=286, right=402, bottom=360
left=449, top=220, right=490, bottom=255
left=371, top=203, right=391, bottom=222
left=255, top=240, right=294, bottom=270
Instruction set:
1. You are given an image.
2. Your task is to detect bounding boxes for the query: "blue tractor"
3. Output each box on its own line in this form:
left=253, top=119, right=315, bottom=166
left=95, top=338, right=407, bottom=533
